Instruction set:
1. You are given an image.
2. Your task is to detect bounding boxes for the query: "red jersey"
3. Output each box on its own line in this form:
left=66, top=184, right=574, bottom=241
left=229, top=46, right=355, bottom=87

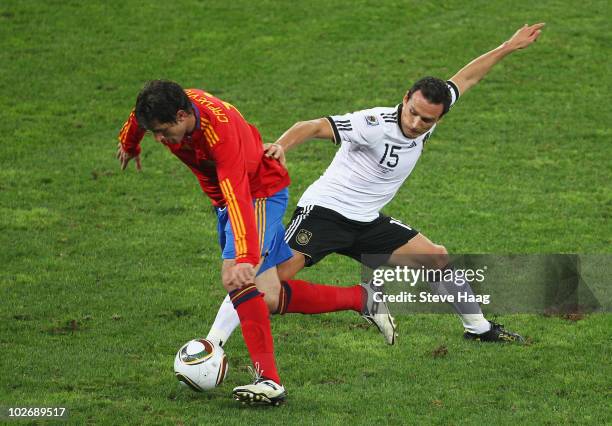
left=118, top=89, right=290, bottom=266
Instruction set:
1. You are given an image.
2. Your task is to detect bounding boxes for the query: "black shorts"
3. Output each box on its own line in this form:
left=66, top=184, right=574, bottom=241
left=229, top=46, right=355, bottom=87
left=284, top=205, right=419, bottom=268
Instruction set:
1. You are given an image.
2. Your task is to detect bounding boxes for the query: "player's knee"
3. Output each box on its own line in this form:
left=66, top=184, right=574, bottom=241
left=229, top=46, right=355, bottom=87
left=276, top=264, right=294, bottom=282
left=262, top=291, right=280, bottom=313
left=430, top=244, right=450, bottom=270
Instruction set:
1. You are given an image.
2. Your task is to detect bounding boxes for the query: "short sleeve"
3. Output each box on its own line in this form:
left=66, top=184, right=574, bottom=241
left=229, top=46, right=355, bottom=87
left=325, top=109, right=385, bottom=146
left=446, top=80, right=460, bottom=108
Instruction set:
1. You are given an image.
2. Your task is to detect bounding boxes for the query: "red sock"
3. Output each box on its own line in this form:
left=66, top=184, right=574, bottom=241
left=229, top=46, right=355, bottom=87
left=229, top=284, right=280, bottom=384
left=276, top=279, right=364, bottom=315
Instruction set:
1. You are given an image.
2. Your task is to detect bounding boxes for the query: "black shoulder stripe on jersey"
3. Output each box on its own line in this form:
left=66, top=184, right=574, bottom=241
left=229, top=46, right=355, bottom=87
left=446, top=80, right=460, bottom=103
left=335, top=119, right=351, bottom=124
left=383, top=119, right=396, bottom=123
left=396, top=103, right=411, bottom=139
left=381, top=115, right=397, bottom=120
left=335, top=124, right=352, bottom=130
left=325, top=116, right=341, bottom=145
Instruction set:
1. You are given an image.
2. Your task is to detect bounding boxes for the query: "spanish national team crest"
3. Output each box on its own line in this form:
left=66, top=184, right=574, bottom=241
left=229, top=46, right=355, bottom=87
left=296, top=229, right=312, bottom=245
left=365, top=115, right=379, bottom=126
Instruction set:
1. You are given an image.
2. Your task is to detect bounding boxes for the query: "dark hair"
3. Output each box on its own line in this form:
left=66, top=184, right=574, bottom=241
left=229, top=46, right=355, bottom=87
left=134, top=80, right=193, bottom=130
left=406, top=76, right=452, bottom=116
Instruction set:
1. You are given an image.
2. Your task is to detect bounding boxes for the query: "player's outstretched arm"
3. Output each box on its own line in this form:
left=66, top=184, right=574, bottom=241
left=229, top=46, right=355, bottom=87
left=449, top=23, right=545, bottom=96
left=264, top=118, right=333, bottom=165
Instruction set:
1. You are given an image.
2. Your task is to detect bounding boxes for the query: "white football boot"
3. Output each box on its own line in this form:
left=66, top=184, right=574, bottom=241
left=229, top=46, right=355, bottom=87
left=361, top=280, right=397, bottom=345
left=232, top=364, right=286, bottom=406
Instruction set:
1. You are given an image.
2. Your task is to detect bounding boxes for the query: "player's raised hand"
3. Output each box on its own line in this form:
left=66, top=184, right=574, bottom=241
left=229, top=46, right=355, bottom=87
left=263, top=143, right=286, bottom=167
left=506, top=23, right=545, bottom=50
left=116, top=142, right=142, bottom=171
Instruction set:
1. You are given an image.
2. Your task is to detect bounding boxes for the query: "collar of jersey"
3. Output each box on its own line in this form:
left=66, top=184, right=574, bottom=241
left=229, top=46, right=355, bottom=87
left=192, top=101, right=201, bottom=131
left=395, top=103, right=412, bottom=140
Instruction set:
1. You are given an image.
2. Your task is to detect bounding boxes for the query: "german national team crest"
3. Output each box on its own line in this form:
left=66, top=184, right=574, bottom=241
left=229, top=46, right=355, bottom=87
left=365, top=115, right=379, bottom=126
left=296, top=229, right=312, bottom=246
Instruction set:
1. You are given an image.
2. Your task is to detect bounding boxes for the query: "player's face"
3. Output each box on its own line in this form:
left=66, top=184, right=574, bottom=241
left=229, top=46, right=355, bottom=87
left=400, top=91, right=444, bottom=138
left=149, top=110, right=191, bottom=144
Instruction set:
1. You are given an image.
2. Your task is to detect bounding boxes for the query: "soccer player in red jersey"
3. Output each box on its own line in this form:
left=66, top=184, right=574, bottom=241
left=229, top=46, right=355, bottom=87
left=117, top=81, right=392, bottom=405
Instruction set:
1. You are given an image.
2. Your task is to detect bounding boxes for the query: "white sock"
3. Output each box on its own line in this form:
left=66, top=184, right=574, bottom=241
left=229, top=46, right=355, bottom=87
left=461, top=313, right=491, bottom=335
left=205, top=295, right=240, bottom=347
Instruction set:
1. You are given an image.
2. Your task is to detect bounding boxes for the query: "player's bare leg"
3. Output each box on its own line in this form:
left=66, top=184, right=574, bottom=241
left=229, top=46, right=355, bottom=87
left=252, top=266, right=283, bottom=315
left=276, top=251, right=306, bottom=281
left=387, top=233, right=523, bottom=342
left=387, top=233, right=449, bottom=269
left=387, top=233, right=490, bottom=333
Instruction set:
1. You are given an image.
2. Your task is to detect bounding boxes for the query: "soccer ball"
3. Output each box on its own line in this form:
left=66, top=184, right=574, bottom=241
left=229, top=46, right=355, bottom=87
left=174, top=339, right=229, bottom=391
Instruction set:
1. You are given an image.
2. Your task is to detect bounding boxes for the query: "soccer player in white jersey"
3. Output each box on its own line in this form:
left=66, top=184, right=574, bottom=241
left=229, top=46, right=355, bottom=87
left=206, top=23, right=545, bottom=347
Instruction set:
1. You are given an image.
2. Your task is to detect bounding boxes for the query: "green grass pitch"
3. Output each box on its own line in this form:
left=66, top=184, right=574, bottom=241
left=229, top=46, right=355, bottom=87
left=1, top=0, right=610, bottom=424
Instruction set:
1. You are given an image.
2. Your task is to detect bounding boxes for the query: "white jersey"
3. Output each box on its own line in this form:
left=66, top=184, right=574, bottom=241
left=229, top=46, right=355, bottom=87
left=297, top=81, right=459, bottom=222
